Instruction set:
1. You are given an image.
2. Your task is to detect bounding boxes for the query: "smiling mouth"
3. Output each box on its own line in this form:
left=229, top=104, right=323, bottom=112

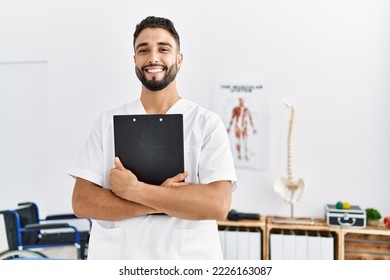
left=143, top=64, right=166, bottom=74
left=146, top=68, right=163, bottom=73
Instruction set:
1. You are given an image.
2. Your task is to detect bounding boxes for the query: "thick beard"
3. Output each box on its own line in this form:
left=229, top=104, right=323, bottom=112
left=136, top=64, right=178, bottom=91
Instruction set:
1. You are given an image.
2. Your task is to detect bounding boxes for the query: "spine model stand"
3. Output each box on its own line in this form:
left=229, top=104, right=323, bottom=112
left=274, top=100, right=306, bottom=218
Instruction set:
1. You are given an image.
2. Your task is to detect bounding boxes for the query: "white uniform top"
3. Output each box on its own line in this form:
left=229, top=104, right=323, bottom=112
left=68, top=98, right=237, bottom=259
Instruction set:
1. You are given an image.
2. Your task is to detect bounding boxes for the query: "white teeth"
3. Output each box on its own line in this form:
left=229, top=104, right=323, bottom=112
left=147, top=68, right=163, bottom=73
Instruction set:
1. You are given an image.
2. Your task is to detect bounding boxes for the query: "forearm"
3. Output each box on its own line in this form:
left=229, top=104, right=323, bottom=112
left=72, top=178, right=159, bottom=221
left=122, top=181, right=232, bottom=221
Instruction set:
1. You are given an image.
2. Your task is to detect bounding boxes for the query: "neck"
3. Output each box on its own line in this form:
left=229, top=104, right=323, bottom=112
left=140, top=82, right=181, bottom=114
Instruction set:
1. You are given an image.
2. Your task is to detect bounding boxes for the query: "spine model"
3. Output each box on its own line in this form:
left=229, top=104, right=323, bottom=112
left=284, top=100, right=297, bottom=190
left=273, top=100, right=305, bottom=211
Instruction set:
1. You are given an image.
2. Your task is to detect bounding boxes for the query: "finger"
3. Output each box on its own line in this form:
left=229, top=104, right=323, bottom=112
left=161, top=171, right=189, bottom=187
left=114, top=157, right=126, bottom=171
left=172, top=171, right=189, bottom=182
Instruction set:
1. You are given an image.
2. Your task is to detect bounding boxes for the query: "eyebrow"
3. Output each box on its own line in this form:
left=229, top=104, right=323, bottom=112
left=135, top=42, right=173, bottom=51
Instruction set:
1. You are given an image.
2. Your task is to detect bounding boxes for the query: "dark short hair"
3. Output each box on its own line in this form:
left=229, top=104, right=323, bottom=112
left=133, top=16, right=180, bottom=50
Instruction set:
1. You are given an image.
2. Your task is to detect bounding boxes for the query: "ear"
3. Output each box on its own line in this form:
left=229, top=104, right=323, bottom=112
left=177, top=52, right=183, bottom=69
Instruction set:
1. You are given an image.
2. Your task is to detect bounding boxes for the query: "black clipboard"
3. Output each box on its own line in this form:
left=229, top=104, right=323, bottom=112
left=113, top=114, right=184, bottom=186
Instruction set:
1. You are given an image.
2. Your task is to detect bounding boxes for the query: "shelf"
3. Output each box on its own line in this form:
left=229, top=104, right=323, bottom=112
left=340, top=222, right=390, bottom=260
left=218, top=216, right=390, bottom=260
left=265, top=216, right=341, bottom=260
left=217, top=216, right=266, bottom=259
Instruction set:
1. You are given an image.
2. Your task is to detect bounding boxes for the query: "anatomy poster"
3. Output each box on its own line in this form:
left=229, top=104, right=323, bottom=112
left=210, top=83, right=269, bottom=171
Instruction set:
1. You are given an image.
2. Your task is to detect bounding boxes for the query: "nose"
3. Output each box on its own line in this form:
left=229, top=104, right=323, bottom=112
left=148, top=51, right=159, bottom=64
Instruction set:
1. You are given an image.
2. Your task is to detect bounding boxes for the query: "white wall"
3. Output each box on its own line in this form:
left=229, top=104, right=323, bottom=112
left=0, top=0, right=389, bottom=219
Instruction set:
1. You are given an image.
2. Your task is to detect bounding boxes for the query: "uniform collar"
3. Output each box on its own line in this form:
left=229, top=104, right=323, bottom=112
left=135, top=98, right=187, bottom=114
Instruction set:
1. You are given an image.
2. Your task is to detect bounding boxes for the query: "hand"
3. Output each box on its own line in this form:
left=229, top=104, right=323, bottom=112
left=109, top=157, right=139, bottom=200
left=161, top=171, right=190, bottom=188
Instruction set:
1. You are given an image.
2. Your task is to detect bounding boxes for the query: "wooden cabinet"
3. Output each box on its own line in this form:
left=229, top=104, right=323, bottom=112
left=217, top=216, right=266, bottom=259
left=218, top=216, right=390, bottom=260
left=265, top=216, right=341, bottom=260
left=340, top=225, right=390, bottom=260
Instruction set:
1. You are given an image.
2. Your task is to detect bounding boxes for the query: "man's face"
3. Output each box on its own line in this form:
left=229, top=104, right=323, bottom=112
left=134, top=28, right=182, bottom=91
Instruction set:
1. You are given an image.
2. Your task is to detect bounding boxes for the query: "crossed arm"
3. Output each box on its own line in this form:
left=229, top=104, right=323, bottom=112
left=72, top=158, right=232, bottom=221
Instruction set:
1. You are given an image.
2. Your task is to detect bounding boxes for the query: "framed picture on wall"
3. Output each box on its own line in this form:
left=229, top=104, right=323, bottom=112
left=210, top=82, right=270, bottom=171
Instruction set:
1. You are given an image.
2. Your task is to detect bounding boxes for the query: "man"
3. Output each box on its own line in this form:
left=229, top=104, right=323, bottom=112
left=227, top=97, right=256, bottom=161
left=68, top=16, right=237, bottom=259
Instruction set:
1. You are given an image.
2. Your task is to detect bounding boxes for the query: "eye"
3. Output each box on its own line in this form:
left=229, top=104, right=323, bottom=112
left=160, top=48, right=170, bottom=53
left=138, top=49, right=148, bottom=54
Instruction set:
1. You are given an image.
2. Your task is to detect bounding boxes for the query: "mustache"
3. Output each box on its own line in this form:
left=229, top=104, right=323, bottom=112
left=142, top=64, right=167, bottom=71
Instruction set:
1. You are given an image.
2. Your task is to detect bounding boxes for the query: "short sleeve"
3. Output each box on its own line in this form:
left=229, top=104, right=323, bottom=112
left=198, top=115, right=237, bottom=190
left=68, top=115, right=105, bottom=187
